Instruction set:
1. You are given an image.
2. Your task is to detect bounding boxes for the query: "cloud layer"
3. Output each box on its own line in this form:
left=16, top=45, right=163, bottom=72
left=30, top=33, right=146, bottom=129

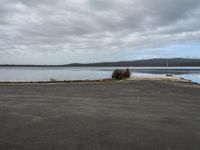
left=0, top=0, right=200, bottom=63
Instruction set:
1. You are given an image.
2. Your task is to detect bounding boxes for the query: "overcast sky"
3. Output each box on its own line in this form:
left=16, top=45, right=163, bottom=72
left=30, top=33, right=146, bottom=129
left=0, top=0, right=200, bottom=64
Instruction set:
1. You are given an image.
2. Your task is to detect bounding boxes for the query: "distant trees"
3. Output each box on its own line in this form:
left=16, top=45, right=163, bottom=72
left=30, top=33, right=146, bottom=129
left=112, top=68, right=131, bottom=80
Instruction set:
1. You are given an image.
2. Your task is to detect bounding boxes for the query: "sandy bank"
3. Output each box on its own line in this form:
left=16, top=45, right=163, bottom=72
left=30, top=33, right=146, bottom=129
left=0, top=75, right=199, bottom=88
left=128, top=75, right=200, bottom=88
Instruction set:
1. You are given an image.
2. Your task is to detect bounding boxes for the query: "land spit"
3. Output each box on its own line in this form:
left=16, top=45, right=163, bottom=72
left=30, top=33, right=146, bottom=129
left=0, top=79, right=200, bottom=150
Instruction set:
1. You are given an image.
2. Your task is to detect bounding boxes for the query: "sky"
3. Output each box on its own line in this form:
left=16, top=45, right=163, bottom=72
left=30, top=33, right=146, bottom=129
left=0, top=0, right=200, bottom=64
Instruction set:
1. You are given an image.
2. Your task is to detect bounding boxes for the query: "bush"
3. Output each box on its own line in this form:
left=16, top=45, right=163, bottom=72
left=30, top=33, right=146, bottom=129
left=112, top=68, right=131, bottom=80
left=124, top=68, right=131, bottom=78
left=112, top=69, right=124, bottom=80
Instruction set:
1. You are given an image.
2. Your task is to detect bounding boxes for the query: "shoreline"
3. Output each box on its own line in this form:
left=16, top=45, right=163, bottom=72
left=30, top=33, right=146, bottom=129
left=129, top=75, right=190, bottom=82
left=0, top=75, right=199, bottom=86
left=0, top=78, right=113, bottom=84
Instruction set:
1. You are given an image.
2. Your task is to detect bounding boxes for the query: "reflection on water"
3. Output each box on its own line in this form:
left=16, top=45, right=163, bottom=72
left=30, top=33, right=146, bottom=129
left=0, top=67, right=200, bottom=83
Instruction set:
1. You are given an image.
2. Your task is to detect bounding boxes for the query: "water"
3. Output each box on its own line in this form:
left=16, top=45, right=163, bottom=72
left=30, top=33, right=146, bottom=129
left=0, top=67, right=200, bottom=84
left=131, top=67, right=200, bottom=84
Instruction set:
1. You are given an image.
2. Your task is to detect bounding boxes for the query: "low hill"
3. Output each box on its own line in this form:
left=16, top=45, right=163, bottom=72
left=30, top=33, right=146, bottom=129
left=66, top=58, right=200, bottom=67
left=1, top=58, right=200, bottom=67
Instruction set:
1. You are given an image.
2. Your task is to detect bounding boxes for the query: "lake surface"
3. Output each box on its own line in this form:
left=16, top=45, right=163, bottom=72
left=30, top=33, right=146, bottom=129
left=0, top=67, right=200, bottom=84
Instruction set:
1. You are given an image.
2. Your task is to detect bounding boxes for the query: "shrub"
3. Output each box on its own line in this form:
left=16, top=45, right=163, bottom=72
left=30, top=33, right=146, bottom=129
left=112, top=69, right=124, bottom=80
left=112, top=68, right=131, bottom=80
left=124, top=68, right=131, bottom=78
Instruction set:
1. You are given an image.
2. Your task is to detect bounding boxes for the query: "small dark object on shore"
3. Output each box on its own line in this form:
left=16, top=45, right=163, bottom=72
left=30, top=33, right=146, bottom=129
left=166, top=74, right=173, bottom=77
left=112, top=69, right=131, bottom=80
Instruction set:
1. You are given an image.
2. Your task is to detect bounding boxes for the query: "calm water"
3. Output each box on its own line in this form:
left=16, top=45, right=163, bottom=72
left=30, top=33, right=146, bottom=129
left=0, top=67, right=200, bottom=83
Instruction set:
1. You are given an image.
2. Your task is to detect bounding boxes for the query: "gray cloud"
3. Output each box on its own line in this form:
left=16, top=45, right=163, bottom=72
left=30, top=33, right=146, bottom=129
left=0, top=0, right=200, bottom=63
